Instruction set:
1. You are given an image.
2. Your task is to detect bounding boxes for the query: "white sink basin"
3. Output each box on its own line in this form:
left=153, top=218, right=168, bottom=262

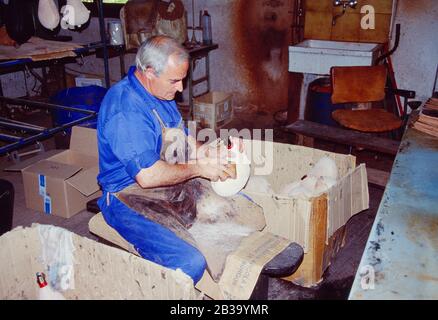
left=289, top=40, right=383, bottom=75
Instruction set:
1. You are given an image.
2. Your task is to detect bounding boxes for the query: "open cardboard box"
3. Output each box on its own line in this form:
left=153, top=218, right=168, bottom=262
left=240, top=140, right=369, bottom=286
left=193, top=92, right=233, bottom=130
left=88, top=198, right=292, bottom=300
left=0, top=224, right=198, bottom=300
left=88, top=139, right=369, bottom=295
left=18, top=127, right=101, bottom=218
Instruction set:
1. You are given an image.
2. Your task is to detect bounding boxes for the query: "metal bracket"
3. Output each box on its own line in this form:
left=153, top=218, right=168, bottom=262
left=8, top=141, right=45, bottom=164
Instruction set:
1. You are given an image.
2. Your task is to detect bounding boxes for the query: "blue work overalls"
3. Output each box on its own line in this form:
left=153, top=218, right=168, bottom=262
left=97, top=67, right=206, bottom=283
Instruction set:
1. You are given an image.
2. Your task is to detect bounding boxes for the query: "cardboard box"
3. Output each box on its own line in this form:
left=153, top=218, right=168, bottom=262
left=0, top=225, right=198, bottom=300
left=88, top=140, right=368, bottom=293
left=21, top=126, right=101, bottom=218
left=193, top=92, right=233, bottom=130
left=241, top=140, right=369, bottom=287
left=89, top=204, right=291, bottom=300
left=75, top=76, right=104, bottom=88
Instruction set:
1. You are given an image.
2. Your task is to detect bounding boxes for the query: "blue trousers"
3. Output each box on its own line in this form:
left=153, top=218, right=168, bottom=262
left=98, top=192, right=206, bottom=283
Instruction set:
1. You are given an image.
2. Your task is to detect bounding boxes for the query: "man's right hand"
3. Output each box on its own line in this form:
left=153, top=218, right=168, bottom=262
left=195, top=161, right=236, bottom=182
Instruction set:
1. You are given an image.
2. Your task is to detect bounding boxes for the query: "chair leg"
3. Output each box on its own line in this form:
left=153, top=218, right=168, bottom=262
left=297, top=134, right=314, bottom=148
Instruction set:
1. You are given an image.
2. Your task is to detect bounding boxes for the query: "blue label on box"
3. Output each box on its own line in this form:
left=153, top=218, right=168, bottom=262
left=44, top=194, right=52, bottom=215
left=38, top=174, right=46, bottom=196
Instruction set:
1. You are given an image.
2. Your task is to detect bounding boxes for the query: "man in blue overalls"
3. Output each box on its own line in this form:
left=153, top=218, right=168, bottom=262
left=97, top=36, right=234, bottom=284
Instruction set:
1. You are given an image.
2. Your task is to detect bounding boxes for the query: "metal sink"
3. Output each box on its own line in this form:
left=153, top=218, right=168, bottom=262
left=288, top=39, right=383, bottom=75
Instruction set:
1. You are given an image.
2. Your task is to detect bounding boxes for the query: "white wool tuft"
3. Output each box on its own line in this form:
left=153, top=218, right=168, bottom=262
left=308, top=156, right=338, bottom=180
left=244, top=176, right=273, bottom=194
left=279, top=156, right=338, bottom=198
left=196, top=187, right=236, bottom=223
left=188, top=221, right=254, bottom=280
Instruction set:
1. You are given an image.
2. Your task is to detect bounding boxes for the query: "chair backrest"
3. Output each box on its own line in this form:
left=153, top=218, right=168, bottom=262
left=331, top=65, right=387, bottom=104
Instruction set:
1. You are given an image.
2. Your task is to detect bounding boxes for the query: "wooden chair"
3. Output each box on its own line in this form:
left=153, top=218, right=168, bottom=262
left=283, top=66, right=416, bottom=188
left=330, top=65, right=415, bottom=134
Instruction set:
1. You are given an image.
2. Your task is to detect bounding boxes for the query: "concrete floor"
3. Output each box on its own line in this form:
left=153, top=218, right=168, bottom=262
left=0, top=108, right=393, bottom=299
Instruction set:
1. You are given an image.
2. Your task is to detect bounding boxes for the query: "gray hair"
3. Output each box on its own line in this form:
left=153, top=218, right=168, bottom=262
left=135, top=35, right=189, bottom=76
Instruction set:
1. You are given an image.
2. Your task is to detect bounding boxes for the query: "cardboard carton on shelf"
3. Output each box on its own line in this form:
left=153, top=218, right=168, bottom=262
left=193, top=92, right=233, bottom=131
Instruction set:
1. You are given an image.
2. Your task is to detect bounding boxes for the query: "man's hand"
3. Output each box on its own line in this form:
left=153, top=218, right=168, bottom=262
left=228, top=136, right=245, bottom=153
left=195, top=161, right=236, bottom=182
left=199, top=137, right=245, bottom=160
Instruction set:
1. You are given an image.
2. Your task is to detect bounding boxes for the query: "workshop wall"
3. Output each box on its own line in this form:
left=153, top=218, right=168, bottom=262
left=62, top=0, right=294, bottom=115
left=1, top=0, right=436, bottom=112
left=390, top=0, right=438, bottom=102
left=304, top=0, right=393, bottom=43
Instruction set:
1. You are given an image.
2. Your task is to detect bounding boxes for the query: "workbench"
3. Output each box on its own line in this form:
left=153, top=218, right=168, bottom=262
left=349, top=118, right=438, bottom=299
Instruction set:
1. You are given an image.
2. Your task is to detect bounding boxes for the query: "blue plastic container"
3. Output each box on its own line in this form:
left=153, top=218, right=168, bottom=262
left=50, top=85, right=108, bottom=133
left=307, top=77, right=345, bottom=127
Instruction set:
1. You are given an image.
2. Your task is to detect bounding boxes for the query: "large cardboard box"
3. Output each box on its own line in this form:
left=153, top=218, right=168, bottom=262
left=89, top=206, right=291, bottom=300
left=21, top=126, right=101, bottom=218
left=193, top=92, right=233, bottom=130
left=241, top=140, right=369, bottom=287
left=0, top=225, right=198, bottom=300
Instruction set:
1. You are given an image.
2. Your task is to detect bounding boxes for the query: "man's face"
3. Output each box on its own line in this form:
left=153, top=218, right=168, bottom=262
left=147, top=54, right=189, bottom=100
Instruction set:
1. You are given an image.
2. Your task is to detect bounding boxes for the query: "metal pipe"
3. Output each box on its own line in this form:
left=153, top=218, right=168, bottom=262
left=0, top=133, right=20, bottom=142
left=97, top=0, right=110, bottom=88
left=0, top=117, right=46, bottom=130
left=332, top=0, right=358, bottom=26
left=0, top=120, right=45, bottom=133
left=376, top=24, right=401, bottom=64
left=0, top=96, right=96, bottom=114
left=0, top=114, right=97, bottom=156
left=332, top=7, right=346, bottom=26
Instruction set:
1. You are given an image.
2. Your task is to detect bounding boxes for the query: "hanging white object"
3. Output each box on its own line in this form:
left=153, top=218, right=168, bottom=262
left=38, top=0, right=60, bottom=30
left=211, top=141, right=251, bottom=197
left=60, top=0, right=90, bottom=30
left=36, top=272, right=66, bottom=300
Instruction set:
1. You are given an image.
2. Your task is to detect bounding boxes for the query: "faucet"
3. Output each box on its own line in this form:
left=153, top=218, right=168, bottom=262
left=332, top=0, right=358, bottom=26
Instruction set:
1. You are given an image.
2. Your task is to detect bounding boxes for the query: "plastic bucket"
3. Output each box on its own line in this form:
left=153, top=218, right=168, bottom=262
left=50, top=85, right=108, bottom=133
left=307, top=77, right=345, bottom=127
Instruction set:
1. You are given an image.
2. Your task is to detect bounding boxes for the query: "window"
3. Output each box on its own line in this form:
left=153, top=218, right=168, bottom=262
left=82, top=0, right=128, bottom=18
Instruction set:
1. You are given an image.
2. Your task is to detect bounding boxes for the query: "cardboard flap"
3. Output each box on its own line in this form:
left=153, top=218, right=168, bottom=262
left=23, top=160, right=82, bottom=180
left=70, top=126, right=98, bottom=158
left=218, top=232, right=291, bottom=300
left=327, top=163, right=369, bottom=241
left=66, top=166, right=100, bottom=196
